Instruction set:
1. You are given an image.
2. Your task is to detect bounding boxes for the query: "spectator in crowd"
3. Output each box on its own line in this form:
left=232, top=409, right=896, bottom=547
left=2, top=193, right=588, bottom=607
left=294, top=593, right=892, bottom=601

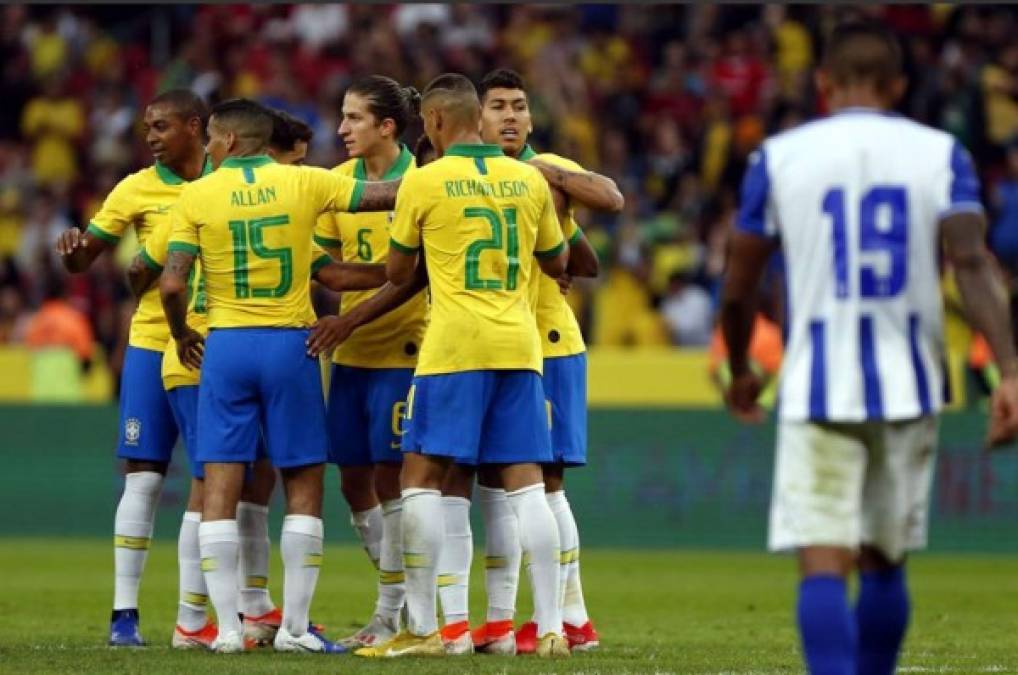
left=23, top=266, right=95, bottom=369
left=660, top=271, right=714, bottom=347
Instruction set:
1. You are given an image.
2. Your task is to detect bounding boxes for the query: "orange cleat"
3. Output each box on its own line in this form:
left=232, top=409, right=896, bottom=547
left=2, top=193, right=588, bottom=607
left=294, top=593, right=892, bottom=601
left=472, top=620, right=516, bottom=655
left=242, top=608, right=282, bottom=645
left=172, top=620, right=218, bottom=650
left=514, top=621, right=538, bottom=654
left=564, top=620, right=600, bottom=651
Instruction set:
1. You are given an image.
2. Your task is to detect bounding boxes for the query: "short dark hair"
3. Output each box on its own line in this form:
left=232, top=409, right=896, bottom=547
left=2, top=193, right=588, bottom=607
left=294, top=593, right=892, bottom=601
left=823, top=20, right=903, bottom=94
left=209, top=98, right=274, bottom=147
left=478, top=69, right=526, bottom=101
left=149, top=89, right=209, bottom=126
left=347, top=76, right=421, bottom=137
left=422, top=73, right=477, bottom=101
left=413, top=133, right=435, bottom=165
left=269, top=109, right=313, bottom=152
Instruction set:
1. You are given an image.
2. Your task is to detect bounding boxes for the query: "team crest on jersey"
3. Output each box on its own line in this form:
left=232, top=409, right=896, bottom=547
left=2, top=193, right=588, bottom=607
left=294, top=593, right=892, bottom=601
left=124, top=418, right=142, bottom=445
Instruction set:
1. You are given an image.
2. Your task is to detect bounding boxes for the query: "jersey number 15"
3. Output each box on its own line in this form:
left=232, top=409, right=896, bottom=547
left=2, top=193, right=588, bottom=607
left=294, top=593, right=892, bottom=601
left=822, top=186, right=907, bottom=300
left=228, top=215, right=293, bottom=298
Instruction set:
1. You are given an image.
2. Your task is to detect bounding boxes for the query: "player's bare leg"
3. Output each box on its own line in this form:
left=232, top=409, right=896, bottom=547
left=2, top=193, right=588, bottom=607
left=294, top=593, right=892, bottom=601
left=499, top=462, right=567, bottom=658
left=110, top=459, right=167, bottom=647
left=856, top=546, right=909, bottom=675
left=796, top=546, right=856, bottom=673
left=356, top=452, right=448, bottom=657
left=437, top=464, right=476, bottom=654
left=199, top=462, right=247, bottom=652
left=238, top=459, right=280, bottom=643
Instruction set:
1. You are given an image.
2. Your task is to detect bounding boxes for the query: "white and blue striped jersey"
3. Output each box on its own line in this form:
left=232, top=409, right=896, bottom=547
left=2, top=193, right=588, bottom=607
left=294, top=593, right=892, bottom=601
left=737, top=108, right=983, bottom=422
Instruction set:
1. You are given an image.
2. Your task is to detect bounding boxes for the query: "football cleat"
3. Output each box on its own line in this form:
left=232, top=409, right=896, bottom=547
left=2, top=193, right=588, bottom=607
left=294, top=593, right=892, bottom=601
left=273, top=626, right=347, bottom=654
left=471, top=620, right=516, bottom=655
left=536, top=632, right=570, bottom=658
left=564, top=620, right=600, bottom=651
left=440, top=620, right=473, bottom=655
left=243, top=607, right=282, bottom=645
left=338, top=613, right=399, bottom=649
left=354, top=630, right=445, bottom=658
left=514, top=621, right=538, bottom=654
left=210, top=630, right=247, bottom=653
left=108, top=609, right=145, bottom=647
left=172, top=620, right=218, bottom=650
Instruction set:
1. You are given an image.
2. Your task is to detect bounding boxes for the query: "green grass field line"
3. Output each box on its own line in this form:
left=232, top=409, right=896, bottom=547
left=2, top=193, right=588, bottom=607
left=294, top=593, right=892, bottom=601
left=0, top=540, right=1015, bottom=673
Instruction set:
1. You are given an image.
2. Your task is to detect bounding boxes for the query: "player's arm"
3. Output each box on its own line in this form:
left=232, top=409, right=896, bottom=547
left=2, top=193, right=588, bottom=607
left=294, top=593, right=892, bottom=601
left=534, top=180, right=569, bottom=279
left=58, top=179, right=134, bottom=272
left=307, top=255, right=429, bottom=357
left=357, top=179, right=402, bottom=212
left=385, top=171, right=423, bottom=286
left=56, top=228, right=113, bottom=273
left=159, top=249, right=204, bottom=370
left=126, top=253, right=161, bottom=299
left=942, top=211, right=1018, bottom=446
left=720, top=147, right=779, bottom=423
left=565, top=230, right=599, bottom=278
left=529, top=158, right=624, bottom=213
left=311, top=254, right=388, bottom=292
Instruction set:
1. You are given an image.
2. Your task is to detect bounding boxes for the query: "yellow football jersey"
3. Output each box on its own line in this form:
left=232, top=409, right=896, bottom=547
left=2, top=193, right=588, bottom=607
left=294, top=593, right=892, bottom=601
left=168, top=155, right=361, bottom=330
left=389, top=143, right=564, bottom=376
left=314, top=145, right=428, bottom=369
left=87, top=158, right=212, bottom=351
left=519, top=146, right=587, bottom=358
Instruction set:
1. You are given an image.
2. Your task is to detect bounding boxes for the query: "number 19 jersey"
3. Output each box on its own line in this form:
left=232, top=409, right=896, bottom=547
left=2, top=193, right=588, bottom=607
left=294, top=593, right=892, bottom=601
left=389, top=143, right=565, bottom=376
left=737, top=109, right=983, bottom=422
left=169, top=154, right=362, bottom=329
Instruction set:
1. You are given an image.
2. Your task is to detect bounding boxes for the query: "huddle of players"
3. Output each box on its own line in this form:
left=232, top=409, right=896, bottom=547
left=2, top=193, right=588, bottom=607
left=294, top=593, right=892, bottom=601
left=57, top=68, right=623, bottom=658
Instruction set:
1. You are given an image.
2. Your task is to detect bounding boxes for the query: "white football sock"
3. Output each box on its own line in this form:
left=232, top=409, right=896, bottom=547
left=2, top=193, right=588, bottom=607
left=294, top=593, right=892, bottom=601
left=401, top=488, right=443, bottom=636
left=508, top=483, right=561, bottom=638
left=177, top=511, right=208, bottom=631
left=237, top=501, right=276, bottom=617
left=376, top=499, right=405, bottom=624
left=478, top=485, right=520, bottom=622
left=280, top=514, right=324, bottom=637
left=198, top=519, right=242, bottom=637
left=547, top=490, right=588, bottom=625
left=113, top=471, right=164, bottom=610
left=351, top=504, right=384, bottom=569
left=437, top=496, right=472, bottom=625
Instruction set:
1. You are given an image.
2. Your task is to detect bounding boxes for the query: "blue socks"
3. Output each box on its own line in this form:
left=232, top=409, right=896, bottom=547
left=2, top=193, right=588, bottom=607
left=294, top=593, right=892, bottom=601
left=855, top=567, right=909, bottom=675
left=798, top=575, right=856, bottom=675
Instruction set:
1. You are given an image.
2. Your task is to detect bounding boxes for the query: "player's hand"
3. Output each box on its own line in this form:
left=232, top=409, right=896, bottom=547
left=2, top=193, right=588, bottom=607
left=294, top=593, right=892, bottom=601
left=725, top=371, right=765, bottom=423
left=55, top=228, right=88, bottom=257
left=174, top=328, right=205, bottom=370
left=557, top=273, right=573, bottom=296
left=307, top=316, right=354, bottom=357
left=986, top=374, right=1018, bottom=449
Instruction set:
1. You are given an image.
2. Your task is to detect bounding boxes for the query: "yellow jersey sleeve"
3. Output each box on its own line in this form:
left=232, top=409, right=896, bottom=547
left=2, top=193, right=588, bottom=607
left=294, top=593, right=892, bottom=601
left=533, top=178, right=565, bottom=259
left=304, top=167, right=364, bottom=214
left=167, top=190, right=200, bottom=255
left=389, top=171, right=424, bottom=253
left=314, top=212, right=342, bottom=250
left=87, top=176, right=136, bottom=243
left=141, top=218, right=171, bottom=270
left=310, top=242, right=332, bottom=275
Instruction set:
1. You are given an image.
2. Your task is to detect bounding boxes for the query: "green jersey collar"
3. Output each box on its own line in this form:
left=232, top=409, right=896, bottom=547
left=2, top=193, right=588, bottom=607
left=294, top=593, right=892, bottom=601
left=353, top=144, right=414, bottom=181
left=155, top=155, right=214, bottom=185
left=220, top=154, right=275, bottom=169
left=517, top=144, right=537, bottom=160
left=445, top=143, right=504, bottom=158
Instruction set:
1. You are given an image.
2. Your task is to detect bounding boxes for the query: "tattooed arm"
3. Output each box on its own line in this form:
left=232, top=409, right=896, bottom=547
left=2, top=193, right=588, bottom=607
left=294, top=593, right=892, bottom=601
left=159, top=250, right=203, bottom=369
left=529, top=159, right=624, bottom=213
left=356, top=179, right=402, bottom=212
left=126, top=253, right=161, bottom=299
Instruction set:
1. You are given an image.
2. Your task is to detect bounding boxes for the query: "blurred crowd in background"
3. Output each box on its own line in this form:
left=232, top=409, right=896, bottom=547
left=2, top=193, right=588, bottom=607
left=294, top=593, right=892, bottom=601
left=1, top=3, right=1017, bottom=393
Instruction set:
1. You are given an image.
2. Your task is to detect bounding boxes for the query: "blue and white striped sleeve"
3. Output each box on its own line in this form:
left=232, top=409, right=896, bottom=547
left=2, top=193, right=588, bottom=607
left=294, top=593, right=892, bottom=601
left=736, top=148, right=778, bottom=239
left=942, top=141, right=984, bottom=218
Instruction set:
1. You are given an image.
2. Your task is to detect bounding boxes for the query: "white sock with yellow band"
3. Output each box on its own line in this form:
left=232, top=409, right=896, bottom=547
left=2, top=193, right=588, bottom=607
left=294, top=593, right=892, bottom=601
left=437, top=496, right=472, bottom=625
left=351, top=505, right=383, bottom=569
left=280, top=514, right=324, bottom=637
left=546, top=490, right=588, bottom=625
left=177, top=511, right=208, bottom=631
left=478, top=485, right=520, bottom=622
left=237, top=501, right=275, bottom=617
left=113, top=471, right=163, bottom=610
left=401, top=488, right=443, bottom=636
left=507, top=483, right=562, bottom=638
left=198, top=519, right=242, bottom=637
left=376, top=499, right=405, bottom=624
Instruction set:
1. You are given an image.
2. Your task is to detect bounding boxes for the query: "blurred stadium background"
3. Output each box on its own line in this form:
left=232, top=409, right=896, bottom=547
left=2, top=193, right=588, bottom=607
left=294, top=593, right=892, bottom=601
left=2, top=3, right=1018, bottom=553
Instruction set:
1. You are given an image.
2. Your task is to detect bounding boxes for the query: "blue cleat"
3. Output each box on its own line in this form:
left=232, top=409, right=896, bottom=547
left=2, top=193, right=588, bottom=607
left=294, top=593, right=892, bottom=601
left=108, top=609, right=145, bottom=647
left=273, top=625, right=348, bottom=653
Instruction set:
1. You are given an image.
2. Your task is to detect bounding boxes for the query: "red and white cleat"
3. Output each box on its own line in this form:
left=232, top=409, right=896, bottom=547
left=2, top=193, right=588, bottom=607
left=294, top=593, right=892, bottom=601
left=514, top=621, right=538, bottom=654
left=471, top=620, right=516, bottom=655
left=172, top=620, right=218, bottom=650
left=440, top=620, right=473, bottom=655
left=564, top=620, right=600, bottom=652
left=242, top=608, right=282, bottom=645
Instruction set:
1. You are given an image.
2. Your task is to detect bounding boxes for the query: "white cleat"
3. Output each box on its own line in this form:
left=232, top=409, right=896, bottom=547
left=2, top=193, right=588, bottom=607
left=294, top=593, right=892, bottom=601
left=210, top=630, right=246, bottom=653
left=338, top=614, right=399, bottom=649
left=273, top=626, right=345, bottom=653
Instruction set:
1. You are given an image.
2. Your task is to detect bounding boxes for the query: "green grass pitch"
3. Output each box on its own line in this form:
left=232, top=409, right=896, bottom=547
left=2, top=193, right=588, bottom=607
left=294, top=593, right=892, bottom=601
left=0, top=539, right=1016, bottom=673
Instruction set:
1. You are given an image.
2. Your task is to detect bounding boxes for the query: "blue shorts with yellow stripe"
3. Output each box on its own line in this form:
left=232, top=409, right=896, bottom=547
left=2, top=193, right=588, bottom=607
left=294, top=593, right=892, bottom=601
left=117, top=346, right=179, bottom=463
left=402, top=370, right=552, bottom=466
left=326, top=365, right=413, bottom=466
left=543, top=353, right=588, bottom=466
left=197, top=328, right=328, bottom=469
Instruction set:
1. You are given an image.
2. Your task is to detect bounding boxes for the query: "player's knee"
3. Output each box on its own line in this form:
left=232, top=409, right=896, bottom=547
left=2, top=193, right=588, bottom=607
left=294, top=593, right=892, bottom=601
left=240, top=459, right=276, bottom=505
left=124, top=459, right=168, bottom=476
left=339, top=465, right=377, bottom=510
left=798, top=545, right=855, bottom=578
left=542, top=463, right=565, bottom=492
left=373, top=462, right=402, bottom=503
left=442, top=463, right=476, bottom=498
left=282, top=464, right=325, bottom=517
left=186, top=478, right=204, bottom=512
left=400, top=453, right=448, bottom=491
left=858, top=545, right=904, bottom=573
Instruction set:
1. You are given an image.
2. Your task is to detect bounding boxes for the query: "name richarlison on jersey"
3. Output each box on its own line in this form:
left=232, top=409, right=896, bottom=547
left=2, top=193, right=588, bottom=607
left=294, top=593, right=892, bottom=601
left=444, top=179, right=530, bottom=199
left=231, top=186, right=278, bottom=207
